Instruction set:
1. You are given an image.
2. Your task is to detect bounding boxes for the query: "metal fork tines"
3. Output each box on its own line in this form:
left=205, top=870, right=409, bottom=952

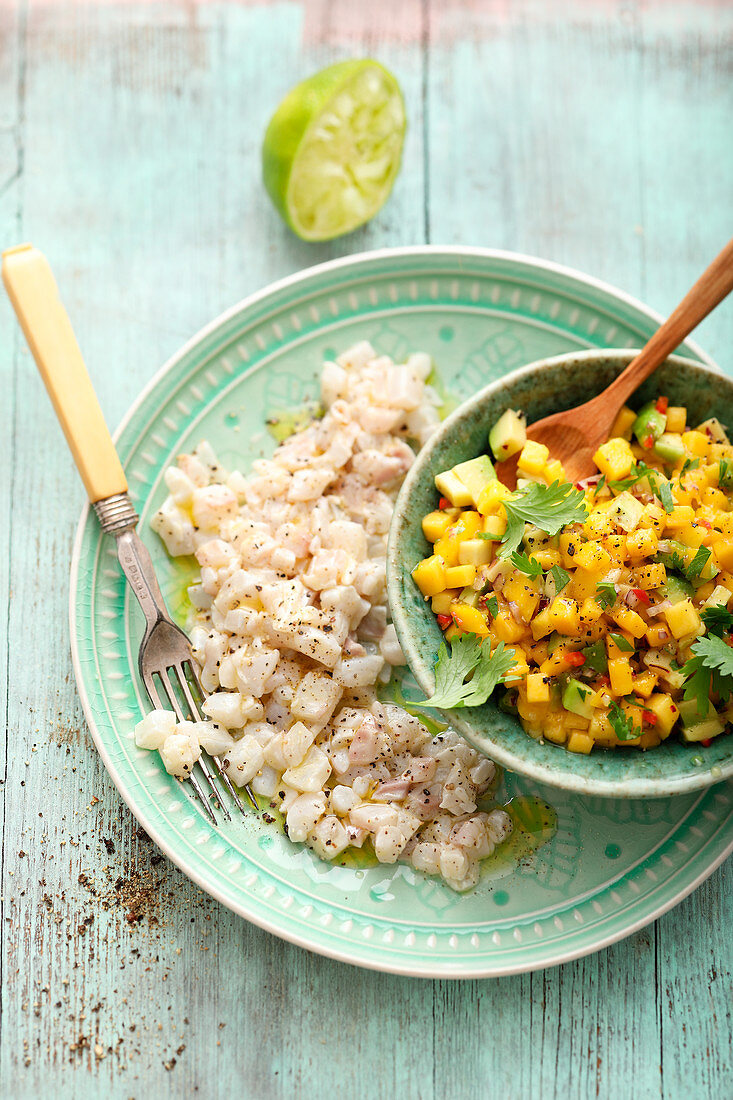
left=94, top=495, right=257, bottom=824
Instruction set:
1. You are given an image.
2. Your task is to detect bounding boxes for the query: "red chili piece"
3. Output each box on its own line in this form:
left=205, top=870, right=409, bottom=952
left=701, top=738, right=712, bottom=748
left=656, top=396, right=668, bottom=414
left=438, top=497, right=450, bottom=511
left=643, top=710, right=658, bottom=726
left=632, top=587, right=651, bottom=605
left=436, top=614, right=452, bottom=629
left=642, top=434, right=654, bottom=449
left=566, top=652, right=585, bottom=667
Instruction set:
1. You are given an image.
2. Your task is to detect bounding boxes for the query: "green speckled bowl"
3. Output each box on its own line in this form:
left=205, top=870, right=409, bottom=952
left=388, top=350, right=733, bottom=798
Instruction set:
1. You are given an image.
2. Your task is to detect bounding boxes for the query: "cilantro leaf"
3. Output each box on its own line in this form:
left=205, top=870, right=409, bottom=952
left=681, top=457, right=701, bottom=475
left=478, top=532, right=502, bottom=541
left=595, top=581, right=617, bottom=610
left=608, top=701, right=642, bottom=741
left=682, top=634, right=733, bottom=715
left=686, top=546, right=712, bottom=580
left=658, top=479, right=674, bottom=514
left=682, top=662, right=711, bottom=716
left=608, top=632, right=634, bottom=652
left=498, top=481, right=588, bottom=559
left=595, top=475, right=607, bottom=494
left=482, top=594, right=499, bottom=619
left=417, top=633, right=516, bottom=709
left=549, top=564, right=571, bottom=594
left=701, top=605, right=733, bottom=637
left=510, top=551, right=543, bottom=577
left=720, top=456, right=733, bottom=489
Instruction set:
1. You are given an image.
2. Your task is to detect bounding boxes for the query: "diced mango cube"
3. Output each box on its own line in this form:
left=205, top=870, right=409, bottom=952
left=646, top=623, right=669, bottom=647
left=610, top=607, right=648, bottom=639
left=526, top=673, right=550, bottom=704
left=518, top=440, right=550, bottom=476
left=608, top=658, right=634, bottom=696
left=422, top=510, right=453, bottom=543
left=663, top=598, right=702, bottom=639
left=626, top=528, right=659, bottom=561
left=644, top=693, right=681, bottom=737
left=610, top=405, right=637, bottom=440
left=444, top=564, right=477, bottom=588
left=665, top=406, right=686, bottom=433
left=433, top=534, right=460, bottom=567
left=482, top=512, right=507, bottom=538
left=477, top=480, right=512, bottom=515
left=412, top=556, right=446, bottom=597
left=543, top=713, right=567, bottom=744
left=567, top=731, right=594, bottom=754
left=547, top=597, right=580, bottom=635
left=665, top=505, right=695, bottom=529
left=491, top=611, right=526, bottom=644
left=584, top=508, right=614, bottom=539
left=682, top=430, right=710, bottom=458
left=633, top=671, right=658, bottom=699
left=634, top=563, right=666, bottom=590
left=593, top=438, right=634, bottom=481
left=450, top=603, right=489, bottom=635
left=559, top=532, right=584, bottom=568
left=530, top=607, right=554, bottom=641
left=713, top=539, right=733, bottom=571
left=449, top=510, right=482, bottom=540
left=574, top=540, right=613, bottom=572
left=544, top=459, right=565, bottom=483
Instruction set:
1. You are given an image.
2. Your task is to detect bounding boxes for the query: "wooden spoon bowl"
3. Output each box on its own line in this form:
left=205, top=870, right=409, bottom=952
left=496, top=236, right=733, bottom=487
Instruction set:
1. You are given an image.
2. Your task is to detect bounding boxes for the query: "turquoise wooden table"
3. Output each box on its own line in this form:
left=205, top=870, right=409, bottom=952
left=1, top=1, right=731, bottom=1096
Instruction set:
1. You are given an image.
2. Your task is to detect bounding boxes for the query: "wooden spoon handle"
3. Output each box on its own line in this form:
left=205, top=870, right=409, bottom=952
left=605, top=235, right=733, bottom=406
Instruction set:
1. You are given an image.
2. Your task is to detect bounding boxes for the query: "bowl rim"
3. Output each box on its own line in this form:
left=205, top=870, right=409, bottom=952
left=388, top=348, right=733, bottom=798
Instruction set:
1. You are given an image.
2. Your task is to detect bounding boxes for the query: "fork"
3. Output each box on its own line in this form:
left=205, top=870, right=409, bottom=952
left=2, top=243, right=257, bottom=824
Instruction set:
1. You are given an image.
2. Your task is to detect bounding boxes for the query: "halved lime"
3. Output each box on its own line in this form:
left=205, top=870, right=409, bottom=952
left=262, top=59, right=406, bottom=242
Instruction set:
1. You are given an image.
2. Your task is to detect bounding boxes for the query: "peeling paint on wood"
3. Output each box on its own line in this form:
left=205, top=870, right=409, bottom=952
left=0, top=1, right=731, bottom=1098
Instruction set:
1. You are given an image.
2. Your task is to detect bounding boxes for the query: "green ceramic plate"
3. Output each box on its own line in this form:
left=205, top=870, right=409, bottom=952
left=388, top=350, right=733, bottom=798
left=70, top=248, right=732, bottom=977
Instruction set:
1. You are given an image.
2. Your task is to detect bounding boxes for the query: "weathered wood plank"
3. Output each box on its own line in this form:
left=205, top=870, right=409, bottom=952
left=0, top=1, right=731, bottom=1098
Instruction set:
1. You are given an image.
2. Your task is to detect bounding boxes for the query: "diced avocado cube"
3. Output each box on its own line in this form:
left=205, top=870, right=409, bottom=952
left=451, top=455, right=497, bottom=506
left=582, top=639, right=608, bottom=674
left=696, top=417, right=730, bottom=444
left=653, top=433, right=685, bottom=464
left=489, top=408, right=527, bottom=461
left=663, top=573, right=694, bottom=604
left=633, top=401, right=666, bottom=445
left=678, top=698, right=726, bottom=742
left=562, top=678, right=595, bottom=720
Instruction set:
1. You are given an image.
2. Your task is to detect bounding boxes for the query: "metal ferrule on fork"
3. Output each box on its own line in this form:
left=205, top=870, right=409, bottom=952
left=93, top=491, right=139, bottom=535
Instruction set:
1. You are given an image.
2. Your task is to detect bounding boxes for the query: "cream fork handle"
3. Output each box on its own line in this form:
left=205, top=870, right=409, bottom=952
left=2, top=243, right=128, bottom=502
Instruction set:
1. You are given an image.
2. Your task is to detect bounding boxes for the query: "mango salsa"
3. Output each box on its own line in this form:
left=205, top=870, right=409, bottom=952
left=411, top=397, right=733, bottom=753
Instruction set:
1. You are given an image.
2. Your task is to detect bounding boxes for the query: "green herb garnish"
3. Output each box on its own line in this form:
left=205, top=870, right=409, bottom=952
left=682, top=634, right=733, bottom=715
left=482, top=595, right=499, bottom=619
left=608, top=632, right=634, bottom=652
left=681, top=457, right=701, bottom=475
left=608, top=701, right=642, bottom=741
left=657, top=479, right=674, bottom=514
left=720, top=457, right=733, bottom=489
left=595, top=581, right=617, bottom=610
left=510, top=551, right=543, bottom=577
left=549, top=564, right=571, bottom=594
left=498, top=481, right=588, bottom=560
left=701, top=605, right=733, bottom=636
left=686, top=545, right=712, bottom=580
left=416, top=633, right=516, bottom=710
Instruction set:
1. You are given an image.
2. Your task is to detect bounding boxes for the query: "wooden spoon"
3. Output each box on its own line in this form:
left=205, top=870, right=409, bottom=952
left=496, top=236, right=733, bottom=488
